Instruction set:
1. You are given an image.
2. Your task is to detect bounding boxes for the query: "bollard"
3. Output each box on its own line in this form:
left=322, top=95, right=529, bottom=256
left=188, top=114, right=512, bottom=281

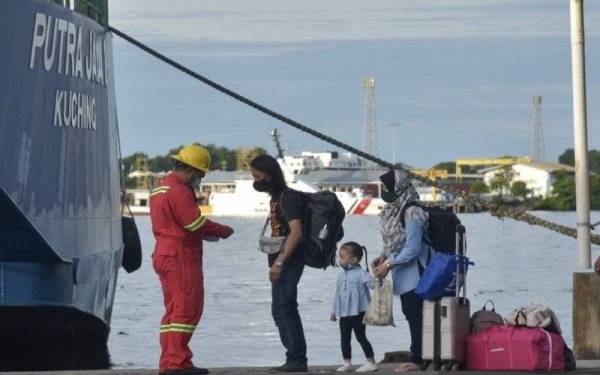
left=573, top=272, right=600, bottom=358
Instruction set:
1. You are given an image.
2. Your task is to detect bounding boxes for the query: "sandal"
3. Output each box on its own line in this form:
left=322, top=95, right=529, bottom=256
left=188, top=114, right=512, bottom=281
left=393, top=362, right=420, bottom=372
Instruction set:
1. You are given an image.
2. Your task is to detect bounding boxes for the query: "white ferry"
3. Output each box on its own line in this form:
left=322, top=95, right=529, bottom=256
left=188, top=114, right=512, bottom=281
left=126, top=151, right=451, bottom=216
left=200, top=151, right=450, bottom=216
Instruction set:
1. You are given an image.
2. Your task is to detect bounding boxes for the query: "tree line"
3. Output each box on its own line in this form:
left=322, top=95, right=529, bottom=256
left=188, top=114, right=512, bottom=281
left=121, top=144, right=266, bottom=188
left=465, top=149, right=600, bottom=210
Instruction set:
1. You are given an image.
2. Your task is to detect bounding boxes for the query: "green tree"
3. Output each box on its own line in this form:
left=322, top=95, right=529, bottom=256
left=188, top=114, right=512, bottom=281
left=534, top=171, right=575, bottom=210
left=510, top=181, right=530, bottom=200
left=205, top=144, right=237, bottom=171
left=559, top=149, right=574, bottom=166
left=432, top=161, right=456, bottom=174
left=469, top=181, right=489, bottom=194
left=559, top=148, right=600, bottom=173
left=533, top=170, right=600, bottom=210
left=121, top=152, right=148, bottom=176
left=123, top=144, right=268, bottom=174
left=148, top=146, right=185, bottom=172
left=489, top=166, right=514, bottom=198
left=591, top=175, right=600, bottom=210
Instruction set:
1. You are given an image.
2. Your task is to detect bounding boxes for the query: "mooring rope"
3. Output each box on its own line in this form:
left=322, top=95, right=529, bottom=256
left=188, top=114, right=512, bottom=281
left=109, top=26, right=600, bottom=246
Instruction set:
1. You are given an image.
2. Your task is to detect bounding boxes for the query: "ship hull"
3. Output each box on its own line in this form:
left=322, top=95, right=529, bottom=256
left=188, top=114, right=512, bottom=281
left=0, top=0, right=122, bottom=369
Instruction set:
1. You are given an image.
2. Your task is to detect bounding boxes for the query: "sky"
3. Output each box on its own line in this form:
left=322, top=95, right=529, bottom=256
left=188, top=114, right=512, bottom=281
left=109, top=1, right=600, bottom=168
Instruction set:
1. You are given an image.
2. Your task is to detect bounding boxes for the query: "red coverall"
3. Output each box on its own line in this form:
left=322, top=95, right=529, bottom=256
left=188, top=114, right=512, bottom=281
left=149, top=173, right=229, bottom=371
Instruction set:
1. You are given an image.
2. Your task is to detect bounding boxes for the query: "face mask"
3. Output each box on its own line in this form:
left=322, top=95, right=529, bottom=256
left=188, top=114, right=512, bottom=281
left=190, top=177, right=201, bottom=189
left=381, top=191, right=398, bottom=203
left=187, top=170, right=203, bottom=189
left=341, top=264, right=358, bottom=271
left=253, top=180, right=270, bottom=192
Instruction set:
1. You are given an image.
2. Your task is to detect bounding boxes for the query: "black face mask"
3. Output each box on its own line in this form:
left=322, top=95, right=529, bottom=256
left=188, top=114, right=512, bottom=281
left=253, top=180, right=270, bottom=192
left=381, top=190, right=398, bottom=203
left=186, top=169, right=203, bottom=190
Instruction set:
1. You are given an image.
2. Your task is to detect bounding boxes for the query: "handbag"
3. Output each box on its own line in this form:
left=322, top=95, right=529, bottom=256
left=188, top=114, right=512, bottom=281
left=258, top=217, right=286, bottom=255
left=415, top=252, right=473, bottom=300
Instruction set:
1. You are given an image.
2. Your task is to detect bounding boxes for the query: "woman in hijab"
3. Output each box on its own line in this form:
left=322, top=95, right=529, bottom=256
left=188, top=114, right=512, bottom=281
left=372, top=169, right=432, bottom=372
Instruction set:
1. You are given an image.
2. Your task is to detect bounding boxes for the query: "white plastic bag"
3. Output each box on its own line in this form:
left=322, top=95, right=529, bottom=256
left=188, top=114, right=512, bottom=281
left=362, top=278, right=395, bottom=327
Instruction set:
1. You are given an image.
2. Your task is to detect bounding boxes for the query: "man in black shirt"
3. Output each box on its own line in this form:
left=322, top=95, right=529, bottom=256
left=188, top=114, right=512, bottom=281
left=250, top=155, right=308, bottom=373
left=267, top=189, right=306, bottom=268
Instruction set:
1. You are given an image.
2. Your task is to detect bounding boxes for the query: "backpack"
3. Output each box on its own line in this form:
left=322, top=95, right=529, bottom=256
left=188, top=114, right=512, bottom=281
left=471, top=300, right=504, bottom=333
left=282, top=190, right=345, bottom=269
left=400, top=202, right=460, bottom=253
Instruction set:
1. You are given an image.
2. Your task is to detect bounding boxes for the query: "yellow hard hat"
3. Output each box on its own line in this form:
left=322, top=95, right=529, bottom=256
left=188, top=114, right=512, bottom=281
left=170, top=144, right=211, bottom=172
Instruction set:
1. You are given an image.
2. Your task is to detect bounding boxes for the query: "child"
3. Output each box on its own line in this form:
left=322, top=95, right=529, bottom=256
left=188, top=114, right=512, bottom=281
left=330, top=241, right=378, bottom=372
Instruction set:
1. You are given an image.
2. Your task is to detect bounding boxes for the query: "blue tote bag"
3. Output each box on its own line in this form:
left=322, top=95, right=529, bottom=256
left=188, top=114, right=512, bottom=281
left=415, top=253, right=473, bottom=300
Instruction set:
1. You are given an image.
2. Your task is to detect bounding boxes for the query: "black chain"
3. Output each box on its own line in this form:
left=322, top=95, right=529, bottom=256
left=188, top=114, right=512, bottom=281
left=109, top=26, right=600, bottom=246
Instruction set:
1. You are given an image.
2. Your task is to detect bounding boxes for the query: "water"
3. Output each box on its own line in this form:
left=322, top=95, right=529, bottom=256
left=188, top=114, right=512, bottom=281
left=109, top=212, right=600, bottom=369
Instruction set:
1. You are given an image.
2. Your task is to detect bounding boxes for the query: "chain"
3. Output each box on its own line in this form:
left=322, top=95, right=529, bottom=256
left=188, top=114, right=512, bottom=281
left=109, top=26, right=599, bottom=246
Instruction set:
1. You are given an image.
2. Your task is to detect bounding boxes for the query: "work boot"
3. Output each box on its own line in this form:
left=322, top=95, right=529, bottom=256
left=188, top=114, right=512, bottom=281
left=268, top=362, right=308, bottom=373
left=164, top=367, right=209, bottom=375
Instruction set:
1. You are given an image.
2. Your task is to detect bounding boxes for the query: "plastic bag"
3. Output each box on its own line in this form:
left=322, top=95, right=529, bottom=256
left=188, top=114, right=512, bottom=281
left=362, top=278, right=395, bottom=327
left=415, top=253, right=473, bottom=300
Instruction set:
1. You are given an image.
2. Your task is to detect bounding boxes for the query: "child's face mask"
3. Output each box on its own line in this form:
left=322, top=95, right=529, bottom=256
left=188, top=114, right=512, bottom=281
left=341, top=263, right=358, bottom=271
left=338, top=248, right=355, bottom=267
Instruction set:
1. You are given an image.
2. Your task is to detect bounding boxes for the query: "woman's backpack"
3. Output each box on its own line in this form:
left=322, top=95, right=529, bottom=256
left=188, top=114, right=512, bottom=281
left=282, top=190, right=345, bottom=269
left=400, top=202, right=461, bottom=253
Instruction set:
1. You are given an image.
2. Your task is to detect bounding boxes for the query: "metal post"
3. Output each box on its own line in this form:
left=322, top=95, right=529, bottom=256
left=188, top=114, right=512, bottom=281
left=389, top=123, right=402, bottom=166
left=570, top=0, right=591, bottom=269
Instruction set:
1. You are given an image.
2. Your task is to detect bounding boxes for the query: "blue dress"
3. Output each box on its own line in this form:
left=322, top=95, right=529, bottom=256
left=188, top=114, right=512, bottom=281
left=332, top=266, right=375, bottom=318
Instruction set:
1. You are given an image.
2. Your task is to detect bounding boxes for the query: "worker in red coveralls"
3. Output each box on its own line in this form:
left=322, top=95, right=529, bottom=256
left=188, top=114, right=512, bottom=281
left=150, top=144, right=234, bottom=375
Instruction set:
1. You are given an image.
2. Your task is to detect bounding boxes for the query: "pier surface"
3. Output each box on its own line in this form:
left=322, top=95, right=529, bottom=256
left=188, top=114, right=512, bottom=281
left=3, top=362, right=600, bottom=375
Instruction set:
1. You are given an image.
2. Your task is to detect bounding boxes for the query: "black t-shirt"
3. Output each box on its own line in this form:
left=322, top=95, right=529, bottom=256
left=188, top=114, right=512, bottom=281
left=268, top=189, right=307, bottom=267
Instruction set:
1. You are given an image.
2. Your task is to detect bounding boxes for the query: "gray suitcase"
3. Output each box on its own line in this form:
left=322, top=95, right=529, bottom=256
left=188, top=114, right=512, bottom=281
left=422, top=224, right=470, bottom=371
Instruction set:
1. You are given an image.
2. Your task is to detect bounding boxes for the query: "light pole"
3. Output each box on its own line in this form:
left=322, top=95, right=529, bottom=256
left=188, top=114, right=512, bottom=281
left=389, top=123, right=403, bottom=166
left=569, top=0, right=599, bottom=360
left=570, top=0, right=591, bottom=270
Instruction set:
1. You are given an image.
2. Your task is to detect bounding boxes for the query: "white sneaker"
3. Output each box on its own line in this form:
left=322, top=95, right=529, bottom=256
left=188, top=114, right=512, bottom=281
left=336, top=363, right=353, bottom=372
left=355, top=362, right=378, bottom=372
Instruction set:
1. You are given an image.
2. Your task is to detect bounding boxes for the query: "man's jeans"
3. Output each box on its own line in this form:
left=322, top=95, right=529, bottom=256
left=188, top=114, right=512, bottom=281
left=271, top=262, right=307, bottom=366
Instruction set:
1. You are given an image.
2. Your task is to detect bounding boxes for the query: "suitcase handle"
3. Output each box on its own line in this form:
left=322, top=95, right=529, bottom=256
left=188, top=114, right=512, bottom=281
left=455, top=224, right=467, bottom=300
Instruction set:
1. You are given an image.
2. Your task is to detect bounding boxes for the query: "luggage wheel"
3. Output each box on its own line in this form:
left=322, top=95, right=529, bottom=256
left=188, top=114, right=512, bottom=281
left=423, top=361, right=440, bottom=371
left=440, top=361, right=461, bottom=372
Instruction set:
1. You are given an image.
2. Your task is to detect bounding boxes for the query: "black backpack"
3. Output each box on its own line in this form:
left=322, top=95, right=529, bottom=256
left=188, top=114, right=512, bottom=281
left=400, top=202, right=460, bottom=253
left=282, top=190, right=345, bottom=269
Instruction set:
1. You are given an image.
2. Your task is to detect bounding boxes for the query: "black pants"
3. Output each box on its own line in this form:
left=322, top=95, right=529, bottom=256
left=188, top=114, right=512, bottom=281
left=339, top=312, right=374, bottom=360
left=400, top=289, right=423, bottom=364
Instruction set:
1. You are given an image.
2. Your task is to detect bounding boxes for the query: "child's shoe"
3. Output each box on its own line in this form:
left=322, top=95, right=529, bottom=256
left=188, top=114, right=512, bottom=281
left=355, top=362, right=378, bottom=372
left=336, top=362, right=353, bottom=372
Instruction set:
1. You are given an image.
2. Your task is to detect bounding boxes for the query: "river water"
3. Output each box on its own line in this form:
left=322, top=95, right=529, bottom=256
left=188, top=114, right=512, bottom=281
left=108, top=211, right=600, bottom=369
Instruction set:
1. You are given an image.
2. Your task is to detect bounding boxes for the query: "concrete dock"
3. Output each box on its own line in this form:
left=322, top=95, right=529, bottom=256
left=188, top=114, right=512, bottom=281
left=3, top=362, right=600, bottom=375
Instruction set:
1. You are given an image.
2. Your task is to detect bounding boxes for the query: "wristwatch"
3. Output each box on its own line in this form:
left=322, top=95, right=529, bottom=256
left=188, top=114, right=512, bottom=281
left=385, top=261, right=391, bottom=269
left=275, top=260, right=284, bottom=267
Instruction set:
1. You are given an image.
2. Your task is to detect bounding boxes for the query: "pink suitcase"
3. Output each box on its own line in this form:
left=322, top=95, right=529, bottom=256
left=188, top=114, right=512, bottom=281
left=466, top=325, right=565, bottom=371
